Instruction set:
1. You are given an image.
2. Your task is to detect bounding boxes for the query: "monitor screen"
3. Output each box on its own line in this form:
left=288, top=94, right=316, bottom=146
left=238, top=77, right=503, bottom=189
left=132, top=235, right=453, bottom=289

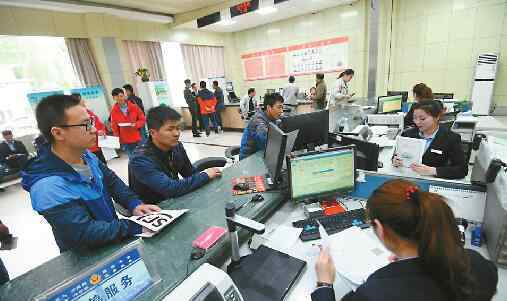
left=279, top=110, right=329, bottom=151
left=264, top=123, right=287, bottom=183
left=288, top=147, right=355, bottom=201
left=387, top=91, right=408, bottom=103
left=378, top=95, right=402, bottom=114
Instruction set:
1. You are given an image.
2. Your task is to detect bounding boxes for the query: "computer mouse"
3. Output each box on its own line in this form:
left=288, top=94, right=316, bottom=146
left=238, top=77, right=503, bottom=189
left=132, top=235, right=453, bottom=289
left=233, top=182, right=249, bottom=191
left=251, top=194, right=264, bottom=202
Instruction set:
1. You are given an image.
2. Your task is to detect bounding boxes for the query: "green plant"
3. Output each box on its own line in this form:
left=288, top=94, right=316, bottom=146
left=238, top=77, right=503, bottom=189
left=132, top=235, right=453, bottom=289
left=135, top=68, right=150, bottom=82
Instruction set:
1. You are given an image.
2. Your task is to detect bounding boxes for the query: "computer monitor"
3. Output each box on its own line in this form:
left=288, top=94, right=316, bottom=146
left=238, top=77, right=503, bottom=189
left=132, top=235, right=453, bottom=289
left=377, top=95, right=402, bottom=114
left=279, top=110, right=329, bottom=151
left=287, top=146, right=355, bottom=201
left=387, top=91, right=408, bottom=103
left=332, top=134, right=380, bottom=172
left=264, top=122, right=288, bottom=185
left=433, top=93, right=454, bottom=100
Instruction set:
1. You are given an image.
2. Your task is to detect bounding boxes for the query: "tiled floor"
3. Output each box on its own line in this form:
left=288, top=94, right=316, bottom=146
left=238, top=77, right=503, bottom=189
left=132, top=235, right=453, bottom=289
left=0, top=130, right=243, bottom=280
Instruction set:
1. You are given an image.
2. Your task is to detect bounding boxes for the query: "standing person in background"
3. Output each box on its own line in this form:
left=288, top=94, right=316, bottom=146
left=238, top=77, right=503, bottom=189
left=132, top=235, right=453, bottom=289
left=191, top=83, right=204, bottom=133
left=311, top=73, right=327, bottom=110
left=282, top=75, right=300, bottom=115
left=184, top=79, right=201, bottom=137
left=312, top=179, right=498, bottom=301
left=328, top=69, right=355, bottom=132
left=240, top=88, right=258, bottom=120
left=72, top=93, right=107, bottom=164
left=110, top=88, right=146, bottom=158
left=404, top=83, right=436, bottom=128
left=123, top=84, right=147, bottom=139
left=213, top=80, right=225, bottom=132
left=197, top=81, right=219, bottom=137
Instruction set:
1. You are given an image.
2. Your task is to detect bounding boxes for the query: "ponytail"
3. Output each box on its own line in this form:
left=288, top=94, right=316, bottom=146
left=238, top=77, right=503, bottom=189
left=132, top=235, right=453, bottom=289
left=339, top=68, right=355, bottom=79
left=367, top=179, right=473, bottom=300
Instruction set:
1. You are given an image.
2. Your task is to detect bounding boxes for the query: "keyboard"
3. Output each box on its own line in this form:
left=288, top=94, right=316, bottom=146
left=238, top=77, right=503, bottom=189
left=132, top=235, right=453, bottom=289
left=294, top=208, right=369, bottom=242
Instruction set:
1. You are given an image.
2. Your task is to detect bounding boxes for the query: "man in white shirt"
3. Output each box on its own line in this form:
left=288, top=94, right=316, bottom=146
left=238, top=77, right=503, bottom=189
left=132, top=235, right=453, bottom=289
left=282, top=76, right=300, bottom=115
left=240, top=88, right=257, bottom=120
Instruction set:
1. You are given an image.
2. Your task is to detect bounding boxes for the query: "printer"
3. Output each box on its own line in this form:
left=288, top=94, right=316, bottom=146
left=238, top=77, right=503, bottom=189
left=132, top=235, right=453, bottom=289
left=163, top=263, right=243, bottom=301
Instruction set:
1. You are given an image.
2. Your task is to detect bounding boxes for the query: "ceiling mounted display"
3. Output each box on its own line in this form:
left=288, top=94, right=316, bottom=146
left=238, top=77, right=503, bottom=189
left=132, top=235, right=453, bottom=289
left=230, top=0, right=260, bottom=18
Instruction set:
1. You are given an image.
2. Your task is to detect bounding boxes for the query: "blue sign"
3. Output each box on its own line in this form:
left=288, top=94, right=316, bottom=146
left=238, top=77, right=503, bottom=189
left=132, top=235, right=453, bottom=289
left=27, top=91, right=64, bottom=107
left=70, top=86, right=104, bottom=101
left=42, top=248, right=154, bottom=301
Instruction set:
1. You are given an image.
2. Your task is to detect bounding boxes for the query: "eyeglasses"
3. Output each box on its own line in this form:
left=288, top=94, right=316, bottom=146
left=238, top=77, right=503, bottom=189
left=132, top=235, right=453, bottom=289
left=57, top=119, right=95, bottom=131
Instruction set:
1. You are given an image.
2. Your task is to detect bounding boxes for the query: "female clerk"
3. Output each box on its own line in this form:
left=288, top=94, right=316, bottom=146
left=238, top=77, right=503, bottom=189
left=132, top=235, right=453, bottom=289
left=312, top=179, right=498, bottom=301
left=393, top=100, right=467, bottom=179
left=328, top=69, right=355, bottom=132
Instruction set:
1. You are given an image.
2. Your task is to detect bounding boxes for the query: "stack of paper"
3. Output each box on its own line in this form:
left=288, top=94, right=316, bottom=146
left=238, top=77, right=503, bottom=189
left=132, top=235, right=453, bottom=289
left=329, top=227, right=390, bottom=285
left=128, top=209, right=189, bottom=238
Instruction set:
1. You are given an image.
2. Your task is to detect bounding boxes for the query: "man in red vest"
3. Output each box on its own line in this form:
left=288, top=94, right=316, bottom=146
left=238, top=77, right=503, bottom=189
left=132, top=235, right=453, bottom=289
left=110, top=88, right=146, bottom=158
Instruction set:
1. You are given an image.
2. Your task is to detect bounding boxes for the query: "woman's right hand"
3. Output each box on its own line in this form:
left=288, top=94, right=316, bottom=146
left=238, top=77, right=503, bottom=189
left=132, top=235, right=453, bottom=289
left=392, top=154, right=403, bottom=168
left=315, top=246, right=336, bottom=285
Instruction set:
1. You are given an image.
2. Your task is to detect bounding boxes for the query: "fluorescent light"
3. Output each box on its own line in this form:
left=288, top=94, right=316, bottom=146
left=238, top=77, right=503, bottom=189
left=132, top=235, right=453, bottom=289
left=217, top=19, right=236, bottom=26
left=257, top=6, right=278, bottom=15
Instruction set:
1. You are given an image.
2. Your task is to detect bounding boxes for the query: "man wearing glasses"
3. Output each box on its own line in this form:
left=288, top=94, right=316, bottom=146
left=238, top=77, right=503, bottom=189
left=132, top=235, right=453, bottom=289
left=128, top=106, right=221, bottom=204
left=21, top=95, right=160, bottom=253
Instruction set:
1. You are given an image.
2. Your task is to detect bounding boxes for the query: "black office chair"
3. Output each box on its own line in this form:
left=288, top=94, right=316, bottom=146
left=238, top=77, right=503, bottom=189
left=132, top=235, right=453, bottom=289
left=225, top=146, right=241, bottom=162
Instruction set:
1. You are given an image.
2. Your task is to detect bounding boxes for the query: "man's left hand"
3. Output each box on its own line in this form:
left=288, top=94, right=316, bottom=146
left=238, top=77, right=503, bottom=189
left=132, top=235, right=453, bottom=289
left=410, top=163, right=436, bottom=176
left=132, top=204, right=161, bottom=216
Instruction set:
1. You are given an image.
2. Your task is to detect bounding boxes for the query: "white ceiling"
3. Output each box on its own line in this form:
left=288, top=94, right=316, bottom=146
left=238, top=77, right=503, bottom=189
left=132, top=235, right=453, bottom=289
left=176, top=0, right=357, bottom=33
left=83, top=0, right=227, bottom=14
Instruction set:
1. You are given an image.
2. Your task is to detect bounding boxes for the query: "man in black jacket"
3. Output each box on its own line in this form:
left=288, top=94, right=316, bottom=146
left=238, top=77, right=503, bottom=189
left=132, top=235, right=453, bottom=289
left=129, top=106, right=221, bottom=204
left=183, top=79, right=201, bottom=137
left=0, top=130, right=28, bottom=170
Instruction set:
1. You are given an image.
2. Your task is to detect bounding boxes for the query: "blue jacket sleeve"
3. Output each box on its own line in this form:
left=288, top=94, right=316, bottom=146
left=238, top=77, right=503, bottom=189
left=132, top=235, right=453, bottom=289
left=253, top=119, right=269, bottom=152
left=130, top=155, right=210, bottom=198
left=98, top=162, right=142, bottom=211
left=41, top=201, right=141, bottom=251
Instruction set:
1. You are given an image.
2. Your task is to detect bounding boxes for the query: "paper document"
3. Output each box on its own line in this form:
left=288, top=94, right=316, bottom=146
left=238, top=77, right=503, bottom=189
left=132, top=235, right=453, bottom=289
left=101, top=147, right=118, bottom=161
left=98, top=135, right=120, bottom=149
left=329, top=227, right=390, bottom=285
left=395, top=136, right=426, bottom=167
left=317, top=221, right=330, bottom=250
left=370, top=126, right=389, bottom=136
left=429, top=185, right=486, bottom=222
left=128, top=209, right=189, bottom=238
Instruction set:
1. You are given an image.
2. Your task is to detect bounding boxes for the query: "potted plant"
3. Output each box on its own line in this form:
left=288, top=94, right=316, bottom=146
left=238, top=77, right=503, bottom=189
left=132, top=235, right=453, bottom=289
left=135, top=68, right=150, bottom=82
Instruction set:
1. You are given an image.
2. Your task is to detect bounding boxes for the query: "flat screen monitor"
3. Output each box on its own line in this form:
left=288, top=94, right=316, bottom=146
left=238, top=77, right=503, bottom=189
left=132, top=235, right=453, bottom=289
left=387, top=91, right=408, bottom=103
left=279, top=110, right=329, bottom=151
left=287, top=146, right=355, bottom=201
left=433, top=93, right=454, bottom=100
left=377, top=95, right=402, bottom=114
left=332, top=134, right=380, bottom=172
left=264, top=122, right=288, bottom=184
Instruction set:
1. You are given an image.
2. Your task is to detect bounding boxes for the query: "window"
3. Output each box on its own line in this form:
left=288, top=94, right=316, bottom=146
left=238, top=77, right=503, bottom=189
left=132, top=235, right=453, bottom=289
left=0, top=36, right=81, bottom=136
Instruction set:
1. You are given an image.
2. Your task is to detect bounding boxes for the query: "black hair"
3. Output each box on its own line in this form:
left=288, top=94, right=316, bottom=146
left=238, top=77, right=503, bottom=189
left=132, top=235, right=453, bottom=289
left=199, top=81, right=206, bottom=89
left=248, top=88, right=255, bottom=95
left=35, top=95, right=81, bottom=144
left=412, top=100, right=443, bottom=119
left=191, top=82, right=197, bottom=88
left=213, top=80, right=219, bottom=86
left=289, top=75, right=295, bottom=83
left=339, top=69, right=354, bottom=78
left=1, top=130, right=12, bottom=136
left=184, top=79, right=191, bottom=85
left=264, top=93, right=284, bottom=108
left=123, top=84, right=134, bottom=92
left=111, top=88, right=124, bottom=96
left=316, top=73, right=324, bottom=80
left=147, top=105, right=182, bottom=130
left=71, top=93, right=81, bottom=100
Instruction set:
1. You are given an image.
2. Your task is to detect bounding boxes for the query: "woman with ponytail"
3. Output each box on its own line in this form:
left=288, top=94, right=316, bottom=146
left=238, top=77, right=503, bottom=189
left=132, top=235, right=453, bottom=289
left=312, top=179, right=498, bottom=301
left=328, top=69, right=355, bottom=132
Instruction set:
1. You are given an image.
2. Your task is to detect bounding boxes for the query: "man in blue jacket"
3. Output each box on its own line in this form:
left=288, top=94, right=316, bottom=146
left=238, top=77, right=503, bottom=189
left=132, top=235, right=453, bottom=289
left=239, top=93, right=284, bottom=160
left=129, top=105, right=222, bottom=204
left=22, top=95, right=160, bottom=253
